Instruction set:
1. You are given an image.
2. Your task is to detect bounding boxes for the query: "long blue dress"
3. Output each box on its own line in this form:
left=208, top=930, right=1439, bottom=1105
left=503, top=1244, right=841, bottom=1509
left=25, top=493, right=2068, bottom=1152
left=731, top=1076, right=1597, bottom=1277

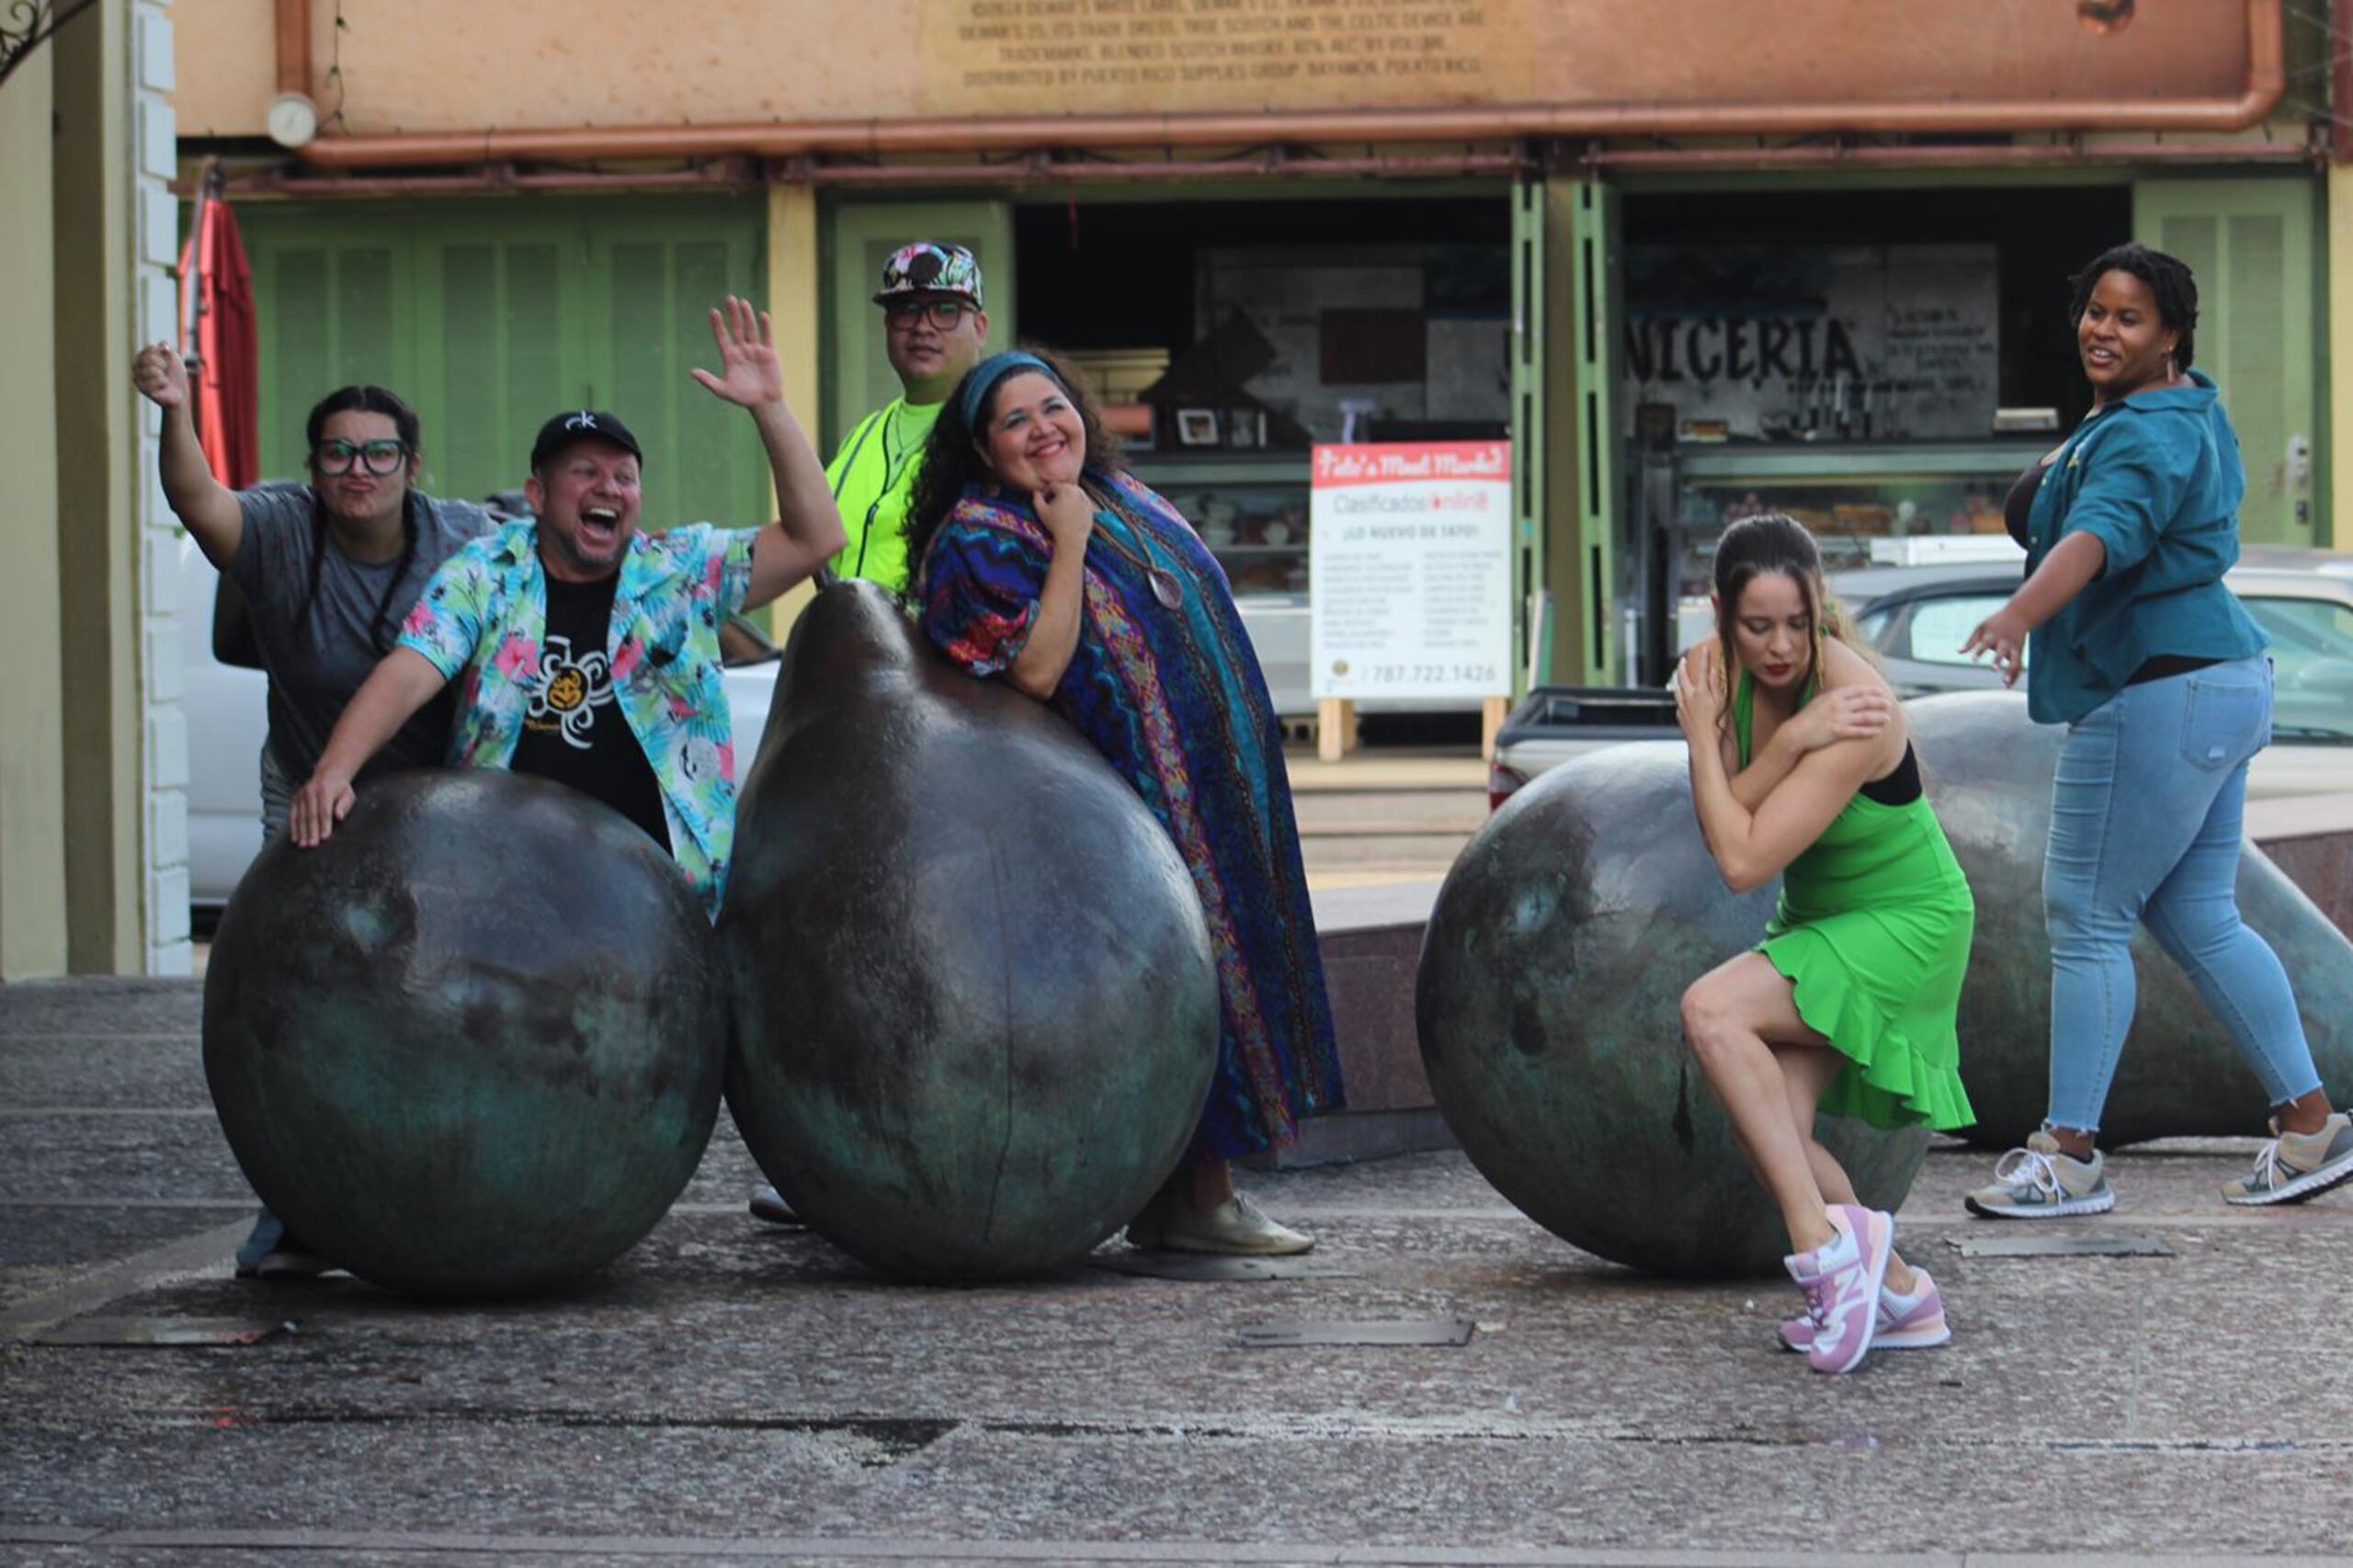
left=917, top=469, right=1345, bottom=1162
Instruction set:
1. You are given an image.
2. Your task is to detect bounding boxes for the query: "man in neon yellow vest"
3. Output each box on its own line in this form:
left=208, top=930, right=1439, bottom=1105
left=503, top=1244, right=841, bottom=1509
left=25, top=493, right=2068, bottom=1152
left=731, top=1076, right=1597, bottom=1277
left=824, top=240, right=992, bottom=590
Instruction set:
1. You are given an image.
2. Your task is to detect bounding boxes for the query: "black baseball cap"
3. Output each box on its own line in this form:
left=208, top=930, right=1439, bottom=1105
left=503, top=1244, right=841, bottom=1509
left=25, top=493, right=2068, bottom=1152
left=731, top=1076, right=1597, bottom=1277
left=529, top=409, right=643, bottom=472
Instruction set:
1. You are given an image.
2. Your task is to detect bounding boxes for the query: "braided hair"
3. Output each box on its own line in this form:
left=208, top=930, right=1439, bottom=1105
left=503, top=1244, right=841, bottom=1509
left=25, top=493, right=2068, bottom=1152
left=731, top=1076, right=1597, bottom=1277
left=2067, top=243, right=2198, bottom=371
left=301, top=385, right=423, bottom=653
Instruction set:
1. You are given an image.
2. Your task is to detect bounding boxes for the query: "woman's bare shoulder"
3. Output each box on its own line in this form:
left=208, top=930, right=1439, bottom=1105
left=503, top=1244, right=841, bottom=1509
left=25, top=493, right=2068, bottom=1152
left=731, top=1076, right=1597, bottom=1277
left=1819, top=637, right=1891, bottom=694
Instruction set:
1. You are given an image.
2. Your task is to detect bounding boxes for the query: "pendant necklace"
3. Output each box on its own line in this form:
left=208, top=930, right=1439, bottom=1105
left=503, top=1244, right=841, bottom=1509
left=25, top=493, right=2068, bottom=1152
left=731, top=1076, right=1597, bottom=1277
left=1090, top=500, right=1185, bottom=610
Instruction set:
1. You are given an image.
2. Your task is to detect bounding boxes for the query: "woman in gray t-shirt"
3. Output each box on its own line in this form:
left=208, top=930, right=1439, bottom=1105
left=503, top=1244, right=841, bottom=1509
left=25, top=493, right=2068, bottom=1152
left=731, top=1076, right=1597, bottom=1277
left=134, top=346, right=491, bottom=1279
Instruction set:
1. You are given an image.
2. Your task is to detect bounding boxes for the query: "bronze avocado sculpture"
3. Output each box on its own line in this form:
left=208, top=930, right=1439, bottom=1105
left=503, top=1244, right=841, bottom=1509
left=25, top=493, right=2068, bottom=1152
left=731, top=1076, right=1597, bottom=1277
left=203, top=768, right=727, bottom=1300
left=1416, top=740, right=1927, bottom=1279
left=1909, top=689, right=2353, bottom=1147
left=720, top=580, right=1218, bottom=1282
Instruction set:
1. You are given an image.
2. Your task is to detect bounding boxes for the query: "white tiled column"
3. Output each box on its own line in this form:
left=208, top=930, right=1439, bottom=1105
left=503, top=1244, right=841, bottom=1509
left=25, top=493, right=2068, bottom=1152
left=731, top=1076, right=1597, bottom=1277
left=132, top=0, right=189, bottom=976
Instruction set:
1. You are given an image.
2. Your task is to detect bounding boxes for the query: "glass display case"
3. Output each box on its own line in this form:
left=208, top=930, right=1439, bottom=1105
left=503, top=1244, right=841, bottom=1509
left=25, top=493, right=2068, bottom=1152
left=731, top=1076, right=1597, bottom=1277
left=1633, top=438, right=2052, bottom=683
left=1128, top=455, right=1313, bottom=598
left=1128, top=454, right=1314, bottom=713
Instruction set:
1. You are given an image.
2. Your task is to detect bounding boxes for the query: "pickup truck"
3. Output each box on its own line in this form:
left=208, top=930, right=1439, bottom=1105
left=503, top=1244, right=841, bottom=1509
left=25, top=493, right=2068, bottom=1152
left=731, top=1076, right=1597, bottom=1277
left=1486, top=687, right=1680, bottom=811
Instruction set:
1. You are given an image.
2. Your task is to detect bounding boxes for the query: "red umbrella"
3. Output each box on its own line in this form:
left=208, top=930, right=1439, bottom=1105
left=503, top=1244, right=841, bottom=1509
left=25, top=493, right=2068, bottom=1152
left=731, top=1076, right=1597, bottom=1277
left=179, top=174, right=259, bottom=490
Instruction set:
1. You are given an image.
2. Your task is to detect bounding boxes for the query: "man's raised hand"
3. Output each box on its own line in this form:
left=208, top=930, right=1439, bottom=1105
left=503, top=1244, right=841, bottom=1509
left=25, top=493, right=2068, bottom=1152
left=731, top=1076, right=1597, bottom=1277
left=688, top=295, right=786, bottom=410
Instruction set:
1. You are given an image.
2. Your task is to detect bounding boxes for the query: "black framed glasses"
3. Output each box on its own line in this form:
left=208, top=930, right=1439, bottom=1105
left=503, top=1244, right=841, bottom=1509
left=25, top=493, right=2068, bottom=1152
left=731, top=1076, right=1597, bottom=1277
left=883, top=299, right=972, bottom=331
left=314, top=438, right=410, bottom=476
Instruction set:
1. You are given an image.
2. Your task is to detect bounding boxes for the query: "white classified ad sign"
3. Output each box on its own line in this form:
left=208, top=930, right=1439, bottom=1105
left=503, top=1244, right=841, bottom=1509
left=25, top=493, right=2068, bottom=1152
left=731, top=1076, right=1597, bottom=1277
left=1309, top=441, right=1514, bottom=702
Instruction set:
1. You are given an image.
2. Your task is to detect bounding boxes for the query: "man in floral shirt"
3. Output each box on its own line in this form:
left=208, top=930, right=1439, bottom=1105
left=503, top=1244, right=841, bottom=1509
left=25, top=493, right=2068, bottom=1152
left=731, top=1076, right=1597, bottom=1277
left=289, top=296, right=844, bottom=920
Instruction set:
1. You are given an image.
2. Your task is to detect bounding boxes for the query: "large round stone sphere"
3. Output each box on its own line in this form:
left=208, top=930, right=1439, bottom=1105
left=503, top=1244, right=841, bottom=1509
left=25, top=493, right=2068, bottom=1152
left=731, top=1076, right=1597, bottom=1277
left=1417, top=741, right=1928, bottom=1278
left=202, top=769, right=726, bottom=1300
left=1910, top=690, right=2353, bottom=1146
left=722, top=582, right=1219, bottom=1282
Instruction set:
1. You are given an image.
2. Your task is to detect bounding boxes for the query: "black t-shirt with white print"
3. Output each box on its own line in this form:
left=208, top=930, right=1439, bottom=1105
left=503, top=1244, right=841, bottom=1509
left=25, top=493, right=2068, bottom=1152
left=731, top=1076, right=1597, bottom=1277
left=510, top=573, right=671, bottom=853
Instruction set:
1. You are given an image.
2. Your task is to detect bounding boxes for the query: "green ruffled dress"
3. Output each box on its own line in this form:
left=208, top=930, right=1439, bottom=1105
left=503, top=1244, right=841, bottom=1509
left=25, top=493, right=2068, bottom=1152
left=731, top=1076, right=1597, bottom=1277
left=1734, top=674, right=1978, bottom=1131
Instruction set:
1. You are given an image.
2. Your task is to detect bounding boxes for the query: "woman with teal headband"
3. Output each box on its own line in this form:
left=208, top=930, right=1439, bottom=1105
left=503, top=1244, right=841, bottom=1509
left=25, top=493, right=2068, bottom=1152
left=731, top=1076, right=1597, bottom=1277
left=902, top=347, right=1344, bottom=1256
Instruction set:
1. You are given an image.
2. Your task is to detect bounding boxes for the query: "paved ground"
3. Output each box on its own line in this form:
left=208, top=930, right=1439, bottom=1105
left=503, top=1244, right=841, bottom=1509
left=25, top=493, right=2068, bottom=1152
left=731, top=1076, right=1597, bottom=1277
left=7, top=979, right=2353, bottom=1565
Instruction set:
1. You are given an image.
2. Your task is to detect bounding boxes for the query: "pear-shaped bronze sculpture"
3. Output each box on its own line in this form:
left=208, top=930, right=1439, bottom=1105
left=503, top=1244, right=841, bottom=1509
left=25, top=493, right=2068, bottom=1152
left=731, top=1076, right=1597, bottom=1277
left=202, top=769, right=727, bottom=1300
left=720, top=581, right=1218, bottom=1281
left=1910, top=690, right=2353, bottom=1147
left=1416, top=742, right=1929, bottom=1278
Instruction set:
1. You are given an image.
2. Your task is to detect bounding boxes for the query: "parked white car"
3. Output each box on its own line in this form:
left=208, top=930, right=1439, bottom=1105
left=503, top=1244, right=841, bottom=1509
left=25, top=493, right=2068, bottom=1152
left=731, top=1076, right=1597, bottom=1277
left=1828, top=548, right=2353, bottom=800
left=182, top=534, right=783, bottom=917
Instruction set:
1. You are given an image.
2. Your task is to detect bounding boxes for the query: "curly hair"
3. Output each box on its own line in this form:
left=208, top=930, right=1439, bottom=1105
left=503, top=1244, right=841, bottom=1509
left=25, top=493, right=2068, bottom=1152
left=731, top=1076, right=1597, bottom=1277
left=2067, top=242, right=2198, bottom=371
left=900, top=346, right=1123, bottom=605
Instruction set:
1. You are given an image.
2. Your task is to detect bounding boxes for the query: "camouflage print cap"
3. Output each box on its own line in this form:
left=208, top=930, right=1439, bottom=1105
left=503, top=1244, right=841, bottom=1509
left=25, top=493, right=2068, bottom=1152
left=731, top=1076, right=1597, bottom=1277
left=873, top=241, right=984, bottom=310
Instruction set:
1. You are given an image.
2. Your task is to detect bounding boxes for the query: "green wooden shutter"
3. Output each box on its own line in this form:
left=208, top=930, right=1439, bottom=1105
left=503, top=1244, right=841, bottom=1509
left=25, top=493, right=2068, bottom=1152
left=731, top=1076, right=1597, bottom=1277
left=246, top=219, right=417, bottom=483
left=424, top=238, right=569, bottom=505
left=824, top=200, right=1017, bottom=451
left=2135, top=178, right=2320, bottom=546
left=597, top=222, right=767, bottom=530
left=235, top=197, right=767, bottom=525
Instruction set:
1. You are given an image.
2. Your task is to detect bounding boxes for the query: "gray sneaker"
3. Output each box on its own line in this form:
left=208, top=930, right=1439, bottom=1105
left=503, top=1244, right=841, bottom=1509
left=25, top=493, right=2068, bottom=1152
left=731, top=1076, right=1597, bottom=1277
left=2222, top=1113, right=2353, bottom=1206
left=1965, top=1129, right=2117, bottom=1219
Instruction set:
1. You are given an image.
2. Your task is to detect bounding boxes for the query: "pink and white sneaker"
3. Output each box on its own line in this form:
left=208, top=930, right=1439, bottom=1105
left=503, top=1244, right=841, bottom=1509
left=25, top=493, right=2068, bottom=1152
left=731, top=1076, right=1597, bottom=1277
left=1782, top=1205, right=1894, bottom=1375
left=1780, top=1267, right=1951, bottom=1354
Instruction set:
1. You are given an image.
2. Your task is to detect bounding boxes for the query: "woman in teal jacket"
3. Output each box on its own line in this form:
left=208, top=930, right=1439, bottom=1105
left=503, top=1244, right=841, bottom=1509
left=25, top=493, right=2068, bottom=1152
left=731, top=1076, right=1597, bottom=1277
left=1961, top=243, right=2353, bottom=1216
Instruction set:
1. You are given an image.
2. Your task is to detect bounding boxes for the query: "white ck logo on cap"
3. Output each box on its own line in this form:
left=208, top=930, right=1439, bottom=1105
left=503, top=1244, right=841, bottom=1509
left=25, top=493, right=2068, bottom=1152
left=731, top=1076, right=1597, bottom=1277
left=565, top=412, right=598, bottom=431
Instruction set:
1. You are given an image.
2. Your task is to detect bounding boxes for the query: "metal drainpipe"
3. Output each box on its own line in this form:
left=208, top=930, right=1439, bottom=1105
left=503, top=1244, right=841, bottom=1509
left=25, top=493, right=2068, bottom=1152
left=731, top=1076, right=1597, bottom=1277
left=191, top=138, right=2326, bottom=200
left=274, top=0, right=309, bottom=96
left=1576, top=140, right=2318, bottom=174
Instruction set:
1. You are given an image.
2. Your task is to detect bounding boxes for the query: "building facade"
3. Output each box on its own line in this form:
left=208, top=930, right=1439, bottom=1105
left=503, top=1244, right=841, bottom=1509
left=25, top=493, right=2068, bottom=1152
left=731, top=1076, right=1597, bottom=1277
left=2, top=1, right=2337, bottom=976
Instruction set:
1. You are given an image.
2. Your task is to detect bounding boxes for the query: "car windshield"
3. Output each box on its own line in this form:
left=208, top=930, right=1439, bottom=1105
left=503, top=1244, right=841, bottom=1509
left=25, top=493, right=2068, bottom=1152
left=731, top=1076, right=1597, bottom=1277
left=1899, top=596, right=2020, bottom=670
left=2243, top=596, right=2353, bottom=744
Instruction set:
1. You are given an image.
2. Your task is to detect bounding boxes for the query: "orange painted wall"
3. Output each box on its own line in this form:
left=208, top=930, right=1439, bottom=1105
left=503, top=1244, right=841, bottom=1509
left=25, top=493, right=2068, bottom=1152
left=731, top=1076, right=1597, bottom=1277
left=173, top=0, right=2257, bottom=140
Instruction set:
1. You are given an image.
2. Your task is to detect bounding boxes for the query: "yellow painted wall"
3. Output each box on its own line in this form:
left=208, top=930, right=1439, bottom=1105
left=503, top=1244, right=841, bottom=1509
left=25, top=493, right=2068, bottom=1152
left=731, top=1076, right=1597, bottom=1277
left=762, top=182, right=824, bottom=643
left=173, top=0, right=2260, bottom=140
left=53, top=2, right=149, bottom=973
left=168, top=0, right=275, bottom=136
left=0, top=47, right=70, bottom=979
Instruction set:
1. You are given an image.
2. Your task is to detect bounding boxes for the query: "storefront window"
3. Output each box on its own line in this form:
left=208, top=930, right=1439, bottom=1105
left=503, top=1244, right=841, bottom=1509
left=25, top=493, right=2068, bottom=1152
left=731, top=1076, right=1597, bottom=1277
left=1016, top=196, right=1514, bottom=717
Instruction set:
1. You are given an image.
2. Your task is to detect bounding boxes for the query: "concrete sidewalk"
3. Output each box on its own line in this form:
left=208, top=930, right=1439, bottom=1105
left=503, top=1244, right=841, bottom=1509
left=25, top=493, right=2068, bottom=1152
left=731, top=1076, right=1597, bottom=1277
left=7, top=979, right=2353, bottom=1562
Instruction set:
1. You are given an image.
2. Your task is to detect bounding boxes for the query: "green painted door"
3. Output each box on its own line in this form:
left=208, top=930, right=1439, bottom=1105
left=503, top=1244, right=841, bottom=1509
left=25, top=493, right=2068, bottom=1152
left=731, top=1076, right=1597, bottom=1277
left=2135, top=178, right=2321, bottom=546
left=823, top=199, right=1016, bottom=453
left=238, top=197, right=768, bottom=531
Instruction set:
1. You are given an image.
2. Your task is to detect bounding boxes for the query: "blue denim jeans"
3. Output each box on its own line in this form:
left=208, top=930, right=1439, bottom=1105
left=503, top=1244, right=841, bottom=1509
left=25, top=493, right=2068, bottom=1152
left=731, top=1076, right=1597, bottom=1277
left=2044, top=656, right=2320, bottom=1133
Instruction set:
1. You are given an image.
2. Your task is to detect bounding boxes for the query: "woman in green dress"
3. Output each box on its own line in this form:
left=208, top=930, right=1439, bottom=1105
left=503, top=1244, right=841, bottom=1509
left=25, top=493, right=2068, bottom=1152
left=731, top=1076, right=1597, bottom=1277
left=1674, top=513, right=1976, bottom=1376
